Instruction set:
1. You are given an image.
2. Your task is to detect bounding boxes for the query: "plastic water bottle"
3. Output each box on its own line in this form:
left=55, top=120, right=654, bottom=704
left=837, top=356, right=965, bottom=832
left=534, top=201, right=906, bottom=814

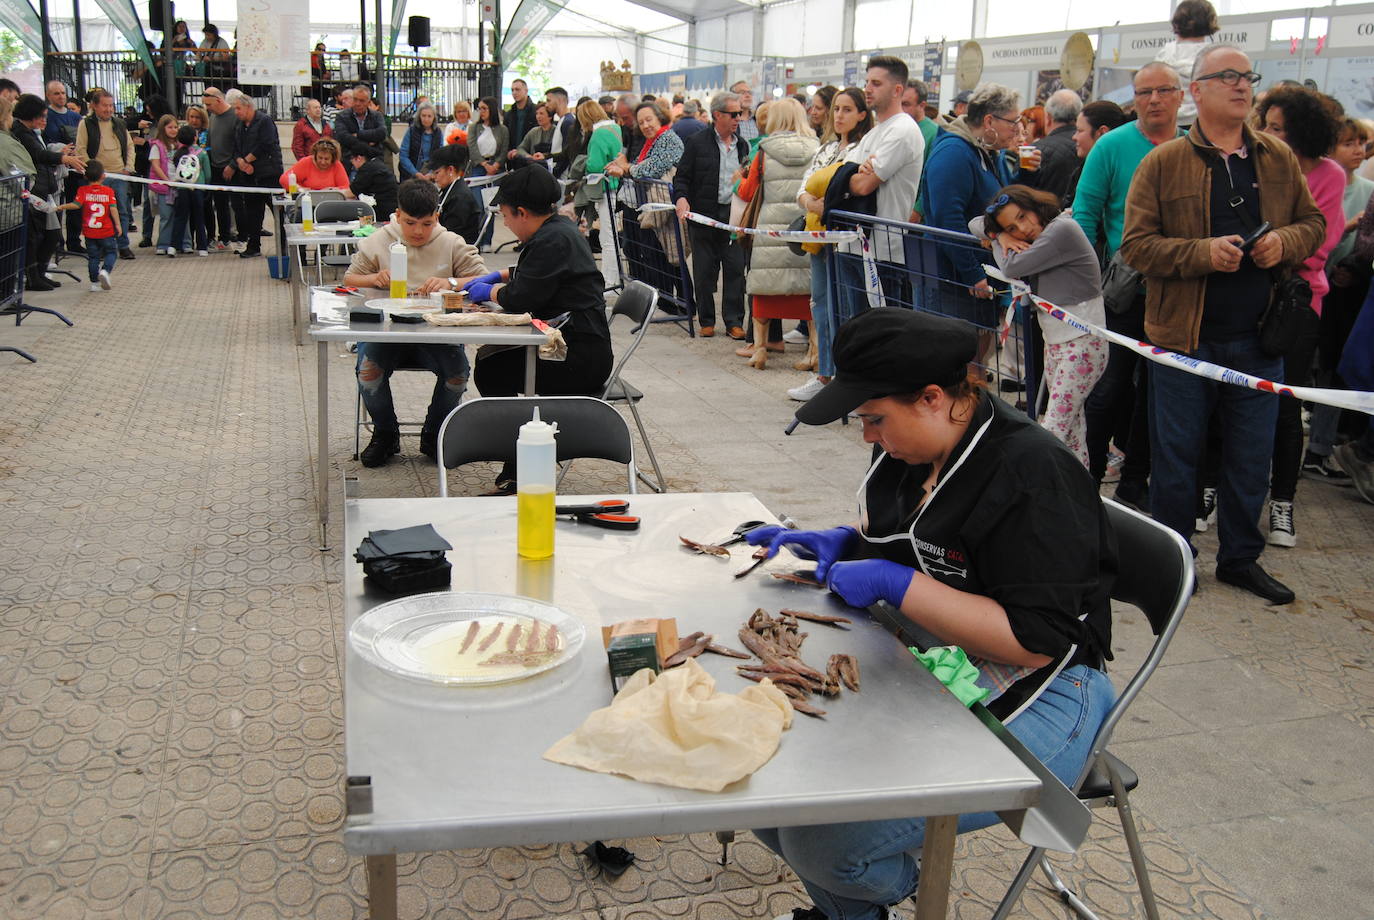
left=516, top=408, right=558, bottom=560
left=287, top=172, right=299, bottom=197
left=389, top=240, right=407, bottom=299
left=300, top=191, right=313, bottom=232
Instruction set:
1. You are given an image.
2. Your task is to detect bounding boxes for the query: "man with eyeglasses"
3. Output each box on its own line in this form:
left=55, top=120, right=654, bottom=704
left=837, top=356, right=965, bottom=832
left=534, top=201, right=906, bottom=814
left=1120, top=44, right=1325, bottom=605
left=673, top=91, right=752, bottom=337
left=1073, top=61, right=1187, bottom=508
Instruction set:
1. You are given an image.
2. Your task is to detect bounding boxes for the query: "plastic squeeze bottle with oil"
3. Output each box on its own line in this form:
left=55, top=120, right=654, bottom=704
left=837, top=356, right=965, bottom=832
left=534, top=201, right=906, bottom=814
left=287, top=171, right=299, bottom=197
left=299, top=191, right=313, bottom=232
left=516, top=408, right=557, bottom=559
left=389, top=240, right=407, bottom=299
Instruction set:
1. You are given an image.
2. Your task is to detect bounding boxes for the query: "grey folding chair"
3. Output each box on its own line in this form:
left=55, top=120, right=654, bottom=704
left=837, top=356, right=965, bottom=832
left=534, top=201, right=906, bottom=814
left=315, top=199, right=377, bottom=284
left=435, top=396, right=639, bottom=496
left=991, top=498, right=1195, bottom=920
left=597, top=280, right=666, bottom=493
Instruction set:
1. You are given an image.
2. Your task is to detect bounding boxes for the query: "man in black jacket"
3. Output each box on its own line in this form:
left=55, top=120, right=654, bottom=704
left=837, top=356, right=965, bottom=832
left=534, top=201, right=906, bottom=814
left=506, top=79, right=535, bottom=149
left=225, top=89, right=283, bottom=258
left=672, top=91, right=750, bottom=337
left=544, top=86, right=581, bottom=177
left=429, top=145, right=481, bottom=242
left=334, top=84, right=388, bottom=168
left=349, top=148, right=399, bottom=223
left=13, top=94, right=85, bottom=290
left=1029, top=89, right=1083, bottom=203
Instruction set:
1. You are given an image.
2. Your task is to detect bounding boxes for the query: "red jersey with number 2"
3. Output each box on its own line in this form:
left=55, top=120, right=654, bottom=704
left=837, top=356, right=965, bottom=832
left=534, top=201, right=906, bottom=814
left=76, top=182, right=118, bottom=239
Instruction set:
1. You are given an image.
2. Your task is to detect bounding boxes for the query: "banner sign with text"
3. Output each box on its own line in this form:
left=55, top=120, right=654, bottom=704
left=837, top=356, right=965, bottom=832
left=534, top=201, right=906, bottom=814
left=235, top=0, right=310, bottom=85
left=0, top=0, right=43, bottom=56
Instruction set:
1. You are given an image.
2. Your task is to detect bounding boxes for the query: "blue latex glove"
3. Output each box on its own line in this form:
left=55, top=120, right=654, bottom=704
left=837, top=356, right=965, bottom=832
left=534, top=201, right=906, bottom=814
left=463, top=271, right=502, bottom=290
left=466, top=281, right=495, bottom=304
left=826, top=559, right=916, bottom=609
left=746, top=524, right=858, bottom=581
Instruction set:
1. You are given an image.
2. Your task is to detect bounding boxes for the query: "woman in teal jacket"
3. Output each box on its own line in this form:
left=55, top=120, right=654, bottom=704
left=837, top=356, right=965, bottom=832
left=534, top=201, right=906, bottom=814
left=578, top=97, right=624, bottom=289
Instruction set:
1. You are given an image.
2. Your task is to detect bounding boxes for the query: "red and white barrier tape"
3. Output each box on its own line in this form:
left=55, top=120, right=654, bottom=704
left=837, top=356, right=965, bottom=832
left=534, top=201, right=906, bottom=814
left=636, top=201, right=861, bottom=243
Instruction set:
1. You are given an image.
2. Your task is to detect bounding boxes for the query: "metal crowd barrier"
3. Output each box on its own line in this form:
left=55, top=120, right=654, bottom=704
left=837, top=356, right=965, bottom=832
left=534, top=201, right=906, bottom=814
left=612, top=178, right=696, bottom=336
left=827, top=210, right=1040, bottom=415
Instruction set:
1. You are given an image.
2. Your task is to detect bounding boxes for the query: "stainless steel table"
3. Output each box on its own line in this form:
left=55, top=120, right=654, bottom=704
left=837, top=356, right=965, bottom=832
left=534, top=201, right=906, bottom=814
left=341, top=492, right=1052, bottom=920
left=310, top=290, right=548, bottom=543
left=286, top=221, right=363, bottom=345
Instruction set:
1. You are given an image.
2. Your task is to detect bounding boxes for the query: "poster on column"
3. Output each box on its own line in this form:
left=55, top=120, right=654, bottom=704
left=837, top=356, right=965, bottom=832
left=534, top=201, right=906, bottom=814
left=235, top=0, right=310, bottom=86
left=1322, top=58, right=1374, bottom=118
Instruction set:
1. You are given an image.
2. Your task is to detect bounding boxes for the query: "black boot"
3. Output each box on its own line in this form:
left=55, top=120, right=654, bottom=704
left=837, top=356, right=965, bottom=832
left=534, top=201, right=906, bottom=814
left=360, top=431, right=401, bottom=468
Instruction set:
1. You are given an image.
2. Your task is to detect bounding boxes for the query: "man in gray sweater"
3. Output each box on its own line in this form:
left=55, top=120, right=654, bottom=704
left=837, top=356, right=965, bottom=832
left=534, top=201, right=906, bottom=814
left=202, top=87, right=237, bottom=250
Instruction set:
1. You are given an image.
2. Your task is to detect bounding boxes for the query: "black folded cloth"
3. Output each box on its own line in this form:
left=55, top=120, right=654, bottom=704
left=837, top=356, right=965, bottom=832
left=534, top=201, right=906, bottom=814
left=355, top=524, right=453, bottom=593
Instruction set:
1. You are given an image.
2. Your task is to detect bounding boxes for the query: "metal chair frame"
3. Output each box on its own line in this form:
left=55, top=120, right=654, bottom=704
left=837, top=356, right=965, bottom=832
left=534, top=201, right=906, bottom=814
left=991, top=498, right=1196, bottom=920
left=314, top=198, right=376, bottom=285
left=594, top=280, right=666, bottom=493
left=435, top=395, right=639, bottom=496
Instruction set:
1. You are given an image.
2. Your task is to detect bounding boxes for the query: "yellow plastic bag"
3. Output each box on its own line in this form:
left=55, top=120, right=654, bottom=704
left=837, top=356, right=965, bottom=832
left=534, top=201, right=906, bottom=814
left=801, top=161, right=845, bottom=255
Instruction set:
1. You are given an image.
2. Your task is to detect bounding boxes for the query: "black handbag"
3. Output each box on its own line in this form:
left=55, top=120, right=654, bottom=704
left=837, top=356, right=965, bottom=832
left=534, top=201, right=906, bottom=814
left=1101, top=249, right=1142, bottom=315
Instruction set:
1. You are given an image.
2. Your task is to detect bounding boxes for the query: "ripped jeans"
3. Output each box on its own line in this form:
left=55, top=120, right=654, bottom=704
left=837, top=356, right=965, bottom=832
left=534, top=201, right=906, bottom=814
left=753, top=664, right=1115, bottom=920
left=356, top=343, right=470, bottom=436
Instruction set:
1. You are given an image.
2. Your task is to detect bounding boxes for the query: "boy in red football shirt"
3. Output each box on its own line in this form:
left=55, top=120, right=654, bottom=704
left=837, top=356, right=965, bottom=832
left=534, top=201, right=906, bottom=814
left=58, top=161, right=121, bottom=291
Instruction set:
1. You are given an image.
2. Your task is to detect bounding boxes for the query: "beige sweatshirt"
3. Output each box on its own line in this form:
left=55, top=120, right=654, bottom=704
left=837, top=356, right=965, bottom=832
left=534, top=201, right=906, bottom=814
left=348, top=222, right=487, bottom=284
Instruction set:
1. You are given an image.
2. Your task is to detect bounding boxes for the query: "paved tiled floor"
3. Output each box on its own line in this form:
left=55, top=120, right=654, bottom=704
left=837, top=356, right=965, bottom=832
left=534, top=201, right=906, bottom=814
left=1, top=231, right=1372, bottom=918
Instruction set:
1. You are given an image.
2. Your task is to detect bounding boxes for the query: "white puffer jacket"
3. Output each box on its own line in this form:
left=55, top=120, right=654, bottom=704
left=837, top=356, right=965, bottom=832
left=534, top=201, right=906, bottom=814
left=746, top=131, right=819, bottom=296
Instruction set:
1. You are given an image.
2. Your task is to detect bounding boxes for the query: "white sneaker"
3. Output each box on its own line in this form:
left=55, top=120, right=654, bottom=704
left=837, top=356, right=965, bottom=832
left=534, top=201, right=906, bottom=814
left=783, top=328, right=808, bottom=344
left=197, top=249, right=209, bottom=257
left=98, top=269, right=111, bottom=290
left=788, top=376, right=827, bottom=402
left=89, top=282, right=102, bottom=292
left=166, top=249, right=176, bottom=258
left=1267, top=499, right=1296, bottom=548
left=1194, top=486, right=1217, bottom=532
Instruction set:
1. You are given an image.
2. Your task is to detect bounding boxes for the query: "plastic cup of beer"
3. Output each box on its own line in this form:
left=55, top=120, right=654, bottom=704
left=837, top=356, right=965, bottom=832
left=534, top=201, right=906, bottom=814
left=1018, top=145, right=1038, bottom=170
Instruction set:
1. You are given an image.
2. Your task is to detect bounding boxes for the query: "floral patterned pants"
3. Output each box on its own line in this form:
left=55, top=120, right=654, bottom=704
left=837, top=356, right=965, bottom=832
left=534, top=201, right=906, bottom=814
left=1042, top=335, right=1110, bottom=467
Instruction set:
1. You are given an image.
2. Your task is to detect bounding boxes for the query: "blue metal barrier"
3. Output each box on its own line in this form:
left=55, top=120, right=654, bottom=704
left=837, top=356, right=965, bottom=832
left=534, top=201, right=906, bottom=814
left=612, top=179, right=696, bottom=336
left=827, top=210, right=1040, bottom=416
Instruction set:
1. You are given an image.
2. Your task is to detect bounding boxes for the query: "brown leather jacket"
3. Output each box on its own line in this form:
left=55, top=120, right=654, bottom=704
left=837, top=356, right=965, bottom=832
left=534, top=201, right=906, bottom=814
left=1119, top=121, right=1325, bottom=352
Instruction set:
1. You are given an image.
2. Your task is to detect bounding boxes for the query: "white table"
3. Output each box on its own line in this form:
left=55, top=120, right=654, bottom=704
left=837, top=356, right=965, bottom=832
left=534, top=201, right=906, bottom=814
left=286, top=221, right=364, bottom=344
left=309, top=289, right=550, bottom=543
left=340, top=492, right=1084, bottom=920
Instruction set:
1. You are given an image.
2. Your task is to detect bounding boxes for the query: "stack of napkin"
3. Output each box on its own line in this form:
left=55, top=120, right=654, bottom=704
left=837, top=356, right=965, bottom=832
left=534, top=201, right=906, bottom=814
left=354, top=523, right=453, bottom=593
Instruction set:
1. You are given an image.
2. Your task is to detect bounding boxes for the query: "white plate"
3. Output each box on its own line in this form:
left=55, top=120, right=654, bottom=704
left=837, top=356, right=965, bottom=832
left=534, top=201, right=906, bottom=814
left=365, top=297, right=442, bottom=315
left=348, top=592, right=586, bottom=686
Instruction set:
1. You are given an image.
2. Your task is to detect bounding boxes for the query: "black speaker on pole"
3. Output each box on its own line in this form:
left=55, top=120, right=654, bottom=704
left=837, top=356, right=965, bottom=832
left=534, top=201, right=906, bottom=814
left=149, top=0, right=173, bottom=32
left=407, top=15, right=431, bottom=48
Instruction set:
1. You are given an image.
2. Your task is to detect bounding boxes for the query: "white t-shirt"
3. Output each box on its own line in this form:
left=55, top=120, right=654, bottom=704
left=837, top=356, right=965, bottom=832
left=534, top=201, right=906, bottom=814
left=844, top=111, right=923, bottom=261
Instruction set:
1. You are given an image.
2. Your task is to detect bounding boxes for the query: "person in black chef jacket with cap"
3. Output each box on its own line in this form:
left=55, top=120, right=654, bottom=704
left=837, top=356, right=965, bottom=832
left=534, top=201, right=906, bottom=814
left=464, top=165, right=614, bottom=493
left=745, top=307, right=1118, bottom=920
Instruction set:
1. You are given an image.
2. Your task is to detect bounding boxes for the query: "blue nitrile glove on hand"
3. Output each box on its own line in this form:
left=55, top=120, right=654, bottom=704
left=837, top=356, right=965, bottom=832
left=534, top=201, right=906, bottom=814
left=826, top=559, right=916, bottom=609
left=745, top=524, right=858, bottom=581
left=463, top=271, right=502, bottom=291
left=465, top=281, right=495, bottom=304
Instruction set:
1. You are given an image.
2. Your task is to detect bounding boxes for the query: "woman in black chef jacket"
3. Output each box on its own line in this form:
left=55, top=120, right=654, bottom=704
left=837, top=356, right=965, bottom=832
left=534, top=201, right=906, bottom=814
left=745, top=308, right=1117, bottom=920
left=463, top=166, right=614, bottom=492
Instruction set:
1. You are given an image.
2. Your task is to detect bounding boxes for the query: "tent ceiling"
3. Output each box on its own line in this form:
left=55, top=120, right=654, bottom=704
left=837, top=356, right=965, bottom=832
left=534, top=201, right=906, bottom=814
left=619, top=0, right=757, bottom=22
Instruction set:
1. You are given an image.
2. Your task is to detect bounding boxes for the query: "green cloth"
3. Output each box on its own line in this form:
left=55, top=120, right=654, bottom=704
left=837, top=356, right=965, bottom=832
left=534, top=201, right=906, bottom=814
left=909, top=645, right=990, bottom=708
left=1071, top=121, right=1183, bottom=258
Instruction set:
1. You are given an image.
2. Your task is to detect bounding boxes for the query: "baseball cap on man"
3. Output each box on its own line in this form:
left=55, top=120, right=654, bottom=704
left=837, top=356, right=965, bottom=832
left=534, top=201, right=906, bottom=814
left=490, top=165, right=561, bottom=211
left=794, top=308, right=978, bottom=425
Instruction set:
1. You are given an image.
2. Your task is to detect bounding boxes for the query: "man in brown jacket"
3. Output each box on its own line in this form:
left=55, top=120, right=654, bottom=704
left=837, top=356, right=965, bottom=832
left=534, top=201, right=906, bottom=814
left=1120, top=44, right=1324, bottom=605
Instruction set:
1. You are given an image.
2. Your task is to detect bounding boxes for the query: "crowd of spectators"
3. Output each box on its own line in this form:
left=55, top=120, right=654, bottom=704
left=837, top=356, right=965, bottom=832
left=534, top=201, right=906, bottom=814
left=3, top=0, right=1373, bottom=599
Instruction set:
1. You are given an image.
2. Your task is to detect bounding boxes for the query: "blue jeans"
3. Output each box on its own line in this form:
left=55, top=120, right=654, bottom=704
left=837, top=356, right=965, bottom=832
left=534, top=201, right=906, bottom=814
left=154, top=191, right=176, bottom=250
left=1148, top=334, right=1281, bottom=567
left=811, top=250, right=837, bottom=378
left=112, top=179, right=132, bottom=250
left=356, top=343, right=470, bottom=436
left=833, top=253, right=911, bottom=325
left=85, top=237, right=117, bottom=281
left=754, top=665, right=1114, bottom=920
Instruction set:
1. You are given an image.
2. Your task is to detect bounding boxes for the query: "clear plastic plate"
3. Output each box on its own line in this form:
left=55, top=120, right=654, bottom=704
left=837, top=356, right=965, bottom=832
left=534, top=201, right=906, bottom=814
left=348, top=592, right=586, bottom=686
left=365, top=296, right=442, bottom=315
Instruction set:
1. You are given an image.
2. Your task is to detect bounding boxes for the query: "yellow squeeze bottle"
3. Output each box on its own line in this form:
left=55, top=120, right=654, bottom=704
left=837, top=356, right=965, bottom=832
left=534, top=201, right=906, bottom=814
left=389, top=240, right=408, bottom=299
left=300, top=191, right=313, bottom=232
left=516, top=408, right=558, bottom=559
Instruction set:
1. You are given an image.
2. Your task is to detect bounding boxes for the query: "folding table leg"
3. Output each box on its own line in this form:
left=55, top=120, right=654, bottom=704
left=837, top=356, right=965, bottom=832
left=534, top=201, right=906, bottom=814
left=912, top=814, right=958, bottom=920
left=365, top=854, right=398, bottom=920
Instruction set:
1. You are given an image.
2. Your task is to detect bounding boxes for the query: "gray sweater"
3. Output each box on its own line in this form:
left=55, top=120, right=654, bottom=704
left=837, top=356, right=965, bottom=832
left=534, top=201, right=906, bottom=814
left=968, top=212, right=1105, bottom=344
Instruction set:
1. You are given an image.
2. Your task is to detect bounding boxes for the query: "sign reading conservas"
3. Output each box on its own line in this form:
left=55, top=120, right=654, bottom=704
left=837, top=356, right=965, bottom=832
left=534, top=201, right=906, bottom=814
left=235, top=0, right=310, bottom=86
left=1328, top=14, right=1374, bottom=50
left=1107, top=21, right=1268, bottom=64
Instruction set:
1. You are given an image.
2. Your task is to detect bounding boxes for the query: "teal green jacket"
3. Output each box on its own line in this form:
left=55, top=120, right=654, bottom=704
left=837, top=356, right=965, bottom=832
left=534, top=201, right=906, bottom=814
left=1072, top=121, right=1185, bottom=258
left=585, top=123, right=623, bottom=191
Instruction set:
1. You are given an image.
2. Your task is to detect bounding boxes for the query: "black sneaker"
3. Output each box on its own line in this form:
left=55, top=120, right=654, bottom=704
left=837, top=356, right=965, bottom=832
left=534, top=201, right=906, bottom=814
left=137, top=238, right=153, bottom=248
left=419, top=430, right=438, bottom=461
left=118, top=248, right=135, bottom=260
left=360, top=432, right=400, bottom=468
left=1302, top=452, right=1351, bottom=485
left=1113, top=478, right=1150, bottom=514
left=238, top=248, right=262, bottom=259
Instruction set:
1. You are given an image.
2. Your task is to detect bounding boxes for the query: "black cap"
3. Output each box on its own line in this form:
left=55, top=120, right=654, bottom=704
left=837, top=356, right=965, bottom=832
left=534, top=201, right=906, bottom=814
left=490, top=165, right=560, bottom=211
left=428, top=143, right=469, bottom=171
left=794, top=308, right=978, bottom=425
left=954, top=90, right=973, bottom=104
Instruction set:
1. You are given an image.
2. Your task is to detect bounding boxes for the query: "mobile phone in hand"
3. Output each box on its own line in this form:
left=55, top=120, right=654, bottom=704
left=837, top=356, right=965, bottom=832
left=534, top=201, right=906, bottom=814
left=1239, top=221, right=1272, bottom=252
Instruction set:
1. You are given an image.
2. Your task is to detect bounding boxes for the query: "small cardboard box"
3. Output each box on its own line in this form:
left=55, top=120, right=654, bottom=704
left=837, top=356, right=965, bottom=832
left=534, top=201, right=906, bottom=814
left=602, top=618, right=679, bottom=693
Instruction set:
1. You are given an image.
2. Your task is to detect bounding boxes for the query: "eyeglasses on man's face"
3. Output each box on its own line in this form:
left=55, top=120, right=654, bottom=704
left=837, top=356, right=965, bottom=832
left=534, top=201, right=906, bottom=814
left=1195, top=69, right=1261, bottom=87
left=1134, top=86, right=1180, bottom=99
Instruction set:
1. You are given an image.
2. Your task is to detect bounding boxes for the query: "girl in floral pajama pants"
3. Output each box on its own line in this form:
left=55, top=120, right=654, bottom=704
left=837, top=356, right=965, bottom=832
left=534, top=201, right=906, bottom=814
left=1042, top=332, right=1110, bottom=466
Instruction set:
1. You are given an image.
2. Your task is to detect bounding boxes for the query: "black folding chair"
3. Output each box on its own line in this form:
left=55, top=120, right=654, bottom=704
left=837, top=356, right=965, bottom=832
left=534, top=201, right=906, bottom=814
left=991, top=498, right=1196, bottom=920
left=435, top=396, right=639, bottom=496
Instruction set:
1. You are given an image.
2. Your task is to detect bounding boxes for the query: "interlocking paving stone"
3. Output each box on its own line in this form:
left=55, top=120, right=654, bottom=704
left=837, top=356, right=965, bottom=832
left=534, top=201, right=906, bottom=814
left=4, top=218, right=1371, bottom=918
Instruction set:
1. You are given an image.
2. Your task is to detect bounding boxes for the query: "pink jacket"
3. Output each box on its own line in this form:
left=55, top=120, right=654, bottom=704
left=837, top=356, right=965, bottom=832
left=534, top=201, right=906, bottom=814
left=1301, top=157, right=1346, bottom=314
